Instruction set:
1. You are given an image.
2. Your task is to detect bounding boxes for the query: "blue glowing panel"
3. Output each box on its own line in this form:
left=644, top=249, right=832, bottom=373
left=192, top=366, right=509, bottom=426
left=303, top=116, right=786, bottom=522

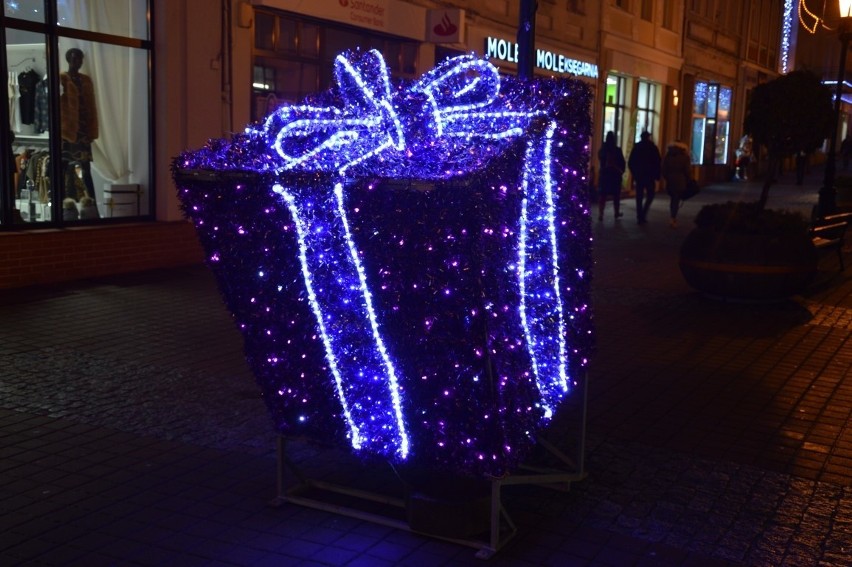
left=173, top=50, right=594, bottom=477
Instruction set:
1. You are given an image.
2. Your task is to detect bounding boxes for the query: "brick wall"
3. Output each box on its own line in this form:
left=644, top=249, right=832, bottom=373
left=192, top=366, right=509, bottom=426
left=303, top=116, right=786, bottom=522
left=0, top=221, right=205, bottom=290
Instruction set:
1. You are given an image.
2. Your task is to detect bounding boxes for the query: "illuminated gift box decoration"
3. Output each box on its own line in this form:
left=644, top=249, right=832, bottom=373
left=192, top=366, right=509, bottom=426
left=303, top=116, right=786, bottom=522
left=173, top=50, right=594, bottom=478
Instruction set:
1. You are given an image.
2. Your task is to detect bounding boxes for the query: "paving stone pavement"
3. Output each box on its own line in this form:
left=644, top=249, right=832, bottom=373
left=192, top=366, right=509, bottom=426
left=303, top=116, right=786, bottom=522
left=2, top=165, right=852, bottom=565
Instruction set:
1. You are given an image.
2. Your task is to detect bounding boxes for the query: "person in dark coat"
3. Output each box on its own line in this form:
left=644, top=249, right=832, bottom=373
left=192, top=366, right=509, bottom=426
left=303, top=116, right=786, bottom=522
left=597, top=130, right=626, bottom=221
left=795, top=150, right=809, bottom=185
left=661, top=141, right=691, bottom=229
left=628, top=131, right=661, bottom=225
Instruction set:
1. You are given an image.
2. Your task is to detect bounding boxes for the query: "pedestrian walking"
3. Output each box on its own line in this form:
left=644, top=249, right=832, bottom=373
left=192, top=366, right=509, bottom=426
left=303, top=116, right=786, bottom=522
left=597, top=130, right=626, bottom=221
left=627, top=131, right=661, bottom=225
left=661, top=140, right=691, bottom=229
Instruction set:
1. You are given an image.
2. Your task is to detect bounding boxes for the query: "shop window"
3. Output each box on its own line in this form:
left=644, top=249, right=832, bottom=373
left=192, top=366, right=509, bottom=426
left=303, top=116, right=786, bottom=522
left=693, top=82, right=708, bottom=115
left=4, top=0, right=44, bottom=23
left=5, top=31, right=51, bottom=225
left=251, top=9, right=419, bottom=122
left=706, top=84, right=718, bottom=117
left=300, top=22, right=319, bottom=57
left=436, top=46, right=466, bottom=65
left=634, top=81, right=660, bottom=143
left=401, top=43, right=417, bottom=75
left=714, top=87, right=732, bottom=165
left=324, top=29, right=363, bottom=62
left=56, top=0, right=149, bottom=40
left=276, top=17, right=297, bottom=55
left=602, top=74, right=629, bottom=149
left=3, top=0, right=151, bottom=228
left=56, top=39, right=150, bottom=219
left=255, top=12, right=276, bottom=52
left=253, top=65, right=275, bottom=92
left=691, top=81, right=732, bottom=166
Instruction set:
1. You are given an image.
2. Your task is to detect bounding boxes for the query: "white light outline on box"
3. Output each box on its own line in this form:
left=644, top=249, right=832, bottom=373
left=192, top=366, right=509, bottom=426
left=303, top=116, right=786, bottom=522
left=518, top=121, right=569, bottom=419
left=274, top=184, right=364, bottom=450
left=334, top=182, right=409, bottom=458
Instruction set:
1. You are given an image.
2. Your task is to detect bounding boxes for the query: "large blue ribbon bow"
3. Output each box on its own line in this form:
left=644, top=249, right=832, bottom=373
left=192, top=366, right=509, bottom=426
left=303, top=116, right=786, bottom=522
left=260, top=49, right=542, bottom=174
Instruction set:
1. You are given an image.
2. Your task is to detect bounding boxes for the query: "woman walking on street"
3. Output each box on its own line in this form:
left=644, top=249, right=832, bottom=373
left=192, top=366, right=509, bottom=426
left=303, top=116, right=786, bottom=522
left=661, top=141, right=691, bottom=228
left=597, top=131, right=626, bottom=221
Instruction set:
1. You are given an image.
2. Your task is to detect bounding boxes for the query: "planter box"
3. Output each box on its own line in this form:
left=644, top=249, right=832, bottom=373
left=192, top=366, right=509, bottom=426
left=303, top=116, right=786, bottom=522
left=679, top=227, right=817, bottom=300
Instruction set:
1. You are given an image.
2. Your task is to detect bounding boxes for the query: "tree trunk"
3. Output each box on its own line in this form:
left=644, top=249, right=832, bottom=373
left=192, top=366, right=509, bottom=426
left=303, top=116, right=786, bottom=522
left=758, top=154, right=779, bottom=210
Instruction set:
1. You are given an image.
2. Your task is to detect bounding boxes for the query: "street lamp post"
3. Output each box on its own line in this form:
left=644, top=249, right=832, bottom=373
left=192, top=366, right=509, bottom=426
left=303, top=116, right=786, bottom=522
left=517, top=0, right=537, bottom=79
left=820, top=0, right=852, bottom=217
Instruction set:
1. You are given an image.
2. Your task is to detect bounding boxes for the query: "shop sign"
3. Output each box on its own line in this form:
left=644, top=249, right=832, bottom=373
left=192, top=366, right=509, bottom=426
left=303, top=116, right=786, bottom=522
left=338, top=0, right=386, bottom=28
left=484, top=36, right=598, bottom=79
left=426, top=9, right=464, bottom=43
left=253, top=0, right=426, bottom=39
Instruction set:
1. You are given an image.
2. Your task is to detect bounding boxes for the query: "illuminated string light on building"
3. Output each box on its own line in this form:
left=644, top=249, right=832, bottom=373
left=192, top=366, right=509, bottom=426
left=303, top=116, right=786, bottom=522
left=173, top=50, right=595, bottom=476
left=781, top=0, right=794, bottom=73
left=799, top=0, right=830, bottom=33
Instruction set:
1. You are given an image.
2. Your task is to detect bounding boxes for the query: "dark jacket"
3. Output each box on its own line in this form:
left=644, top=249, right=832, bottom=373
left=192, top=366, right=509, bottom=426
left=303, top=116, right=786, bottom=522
left=598, top=143, right=625, bottom=195
left=661, top=142, right=691, bottom=195
left=628, top=139, right=661, bottom=182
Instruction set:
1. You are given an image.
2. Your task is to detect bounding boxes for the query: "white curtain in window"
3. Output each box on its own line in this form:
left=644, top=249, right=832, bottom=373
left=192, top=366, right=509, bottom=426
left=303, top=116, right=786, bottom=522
left=71, top=1, right=132, bottom=182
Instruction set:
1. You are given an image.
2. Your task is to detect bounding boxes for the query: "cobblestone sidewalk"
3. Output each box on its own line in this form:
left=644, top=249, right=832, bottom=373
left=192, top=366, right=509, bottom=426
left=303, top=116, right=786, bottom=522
left=3, top=167, right=852, bottom=565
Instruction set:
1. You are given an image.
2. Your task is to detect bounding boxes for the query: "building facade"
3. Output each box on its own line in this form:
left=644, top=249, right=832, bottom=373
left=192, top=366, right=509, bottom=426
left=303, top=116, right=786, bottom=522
left=0, top=0, right=840, bottom=289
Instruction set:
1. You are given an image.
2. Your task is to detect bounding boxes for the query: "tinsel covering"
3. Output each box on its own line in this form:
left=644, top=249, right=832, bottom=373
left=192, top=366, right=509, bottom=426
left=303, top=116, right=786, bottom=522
left=173, top=49, right=595, bottom=478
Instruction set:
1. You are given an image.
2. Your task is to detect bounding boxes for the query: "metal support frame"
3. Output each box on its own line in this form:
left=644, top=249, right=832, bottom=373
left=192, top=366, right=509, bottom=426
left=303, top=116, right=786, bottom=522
left=270, top=373, right=588, bottom=559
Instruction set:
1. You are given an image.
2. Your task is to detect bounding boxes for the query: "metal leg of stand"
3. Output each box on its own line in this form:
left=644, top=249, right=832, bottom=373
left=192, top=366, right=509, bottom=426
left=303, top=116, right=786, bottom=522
left=268, top=370, right=588, bottom=559
left=270, top=435, right=286, bottom=506
left=577, top=370, right=588, bottom=476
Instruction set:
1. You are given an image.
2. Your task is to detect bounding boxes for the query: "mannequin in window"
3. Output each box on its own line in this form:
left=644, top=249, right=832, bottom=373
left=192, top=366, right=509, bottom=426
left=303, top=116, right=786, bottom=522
left=60, top=48, right=99, bottom=217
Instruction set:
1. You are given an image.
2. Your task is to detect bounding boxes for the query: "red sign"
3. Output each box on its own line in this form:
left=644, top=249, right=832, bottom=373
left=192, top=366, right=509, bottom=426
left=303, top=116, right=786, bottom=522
left=426, top=9, right=464, bottom=43
left=433, top=12, right=457, bottom=36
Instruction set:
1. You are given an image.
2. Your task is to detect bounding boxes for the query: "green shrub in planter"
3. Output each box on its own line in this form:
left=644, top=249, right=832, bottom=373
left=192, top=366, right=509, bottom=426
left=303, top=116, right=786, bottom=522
left=680, top=201, right=817, bottom=300
left=692, top=201, right=810, bottom=235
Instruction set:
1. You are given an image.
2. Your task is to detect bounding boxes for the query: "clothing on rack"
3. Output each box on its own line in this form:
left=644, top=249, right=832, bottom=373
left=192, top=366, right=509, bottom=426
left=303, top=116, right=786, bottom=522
left=18, top=69, right=41, bottom=125
left=13, top=150, right=27, bottom=195
left=23, top=150, right=51, bottom=203
left=33, top=78, right=49, bottom=134
left=8, top=71, right=20, bottom=133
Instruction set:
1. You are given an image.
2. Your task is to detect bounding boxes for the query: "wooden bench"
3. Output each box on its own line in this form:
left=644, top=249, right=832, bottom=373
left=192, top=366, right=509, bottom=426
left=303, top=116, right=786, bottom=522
left=810, top=212, right=852, bottom=270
